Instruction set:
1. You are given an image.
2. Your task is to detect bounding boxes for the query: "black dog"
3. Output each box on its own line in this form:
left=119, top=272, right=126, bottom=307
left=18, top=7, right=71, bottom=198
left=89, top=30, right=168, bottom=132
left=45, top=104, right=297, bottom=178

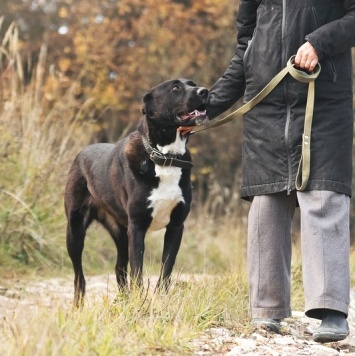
left=64, top=79, right=208, bottom=306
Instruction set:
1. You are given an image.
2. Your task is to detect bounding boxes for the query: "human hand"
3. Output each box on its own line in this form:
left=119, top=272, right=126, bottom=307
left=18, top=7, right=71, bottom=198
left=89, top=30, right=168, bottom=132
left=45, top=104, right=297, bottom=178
left=294, top=42, right=319, bottom=72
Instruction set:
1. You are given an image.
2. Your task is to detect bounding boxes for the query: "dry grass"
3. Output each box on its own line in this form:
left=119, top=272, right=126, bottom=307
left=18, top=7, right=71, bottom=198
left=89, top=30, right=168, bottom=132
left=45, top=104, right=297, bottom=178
left=0, top=273, right=249, bottom=356
left=0, top=20, right=94, bottom=271
left=1, top=21, right=354, bottom=355
left=0, top=23, right=250, bottom=354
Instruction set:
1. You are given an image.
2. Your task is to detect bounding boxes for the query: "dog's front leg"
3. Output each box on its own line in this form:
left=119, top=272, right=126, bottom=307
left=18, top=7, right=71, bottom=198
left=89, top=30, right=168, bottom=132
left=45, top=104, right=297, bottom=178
left=157, top=223, right=184, bottom=291
left=127, top=223, right=146, bottom=289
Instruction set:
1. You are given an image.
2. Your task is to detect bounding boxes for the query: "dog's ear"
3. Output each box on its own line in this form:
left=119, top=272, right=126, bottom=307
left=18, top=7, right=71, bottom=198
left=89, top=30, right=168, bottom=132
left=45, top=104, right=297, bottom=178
left=143, top=92, right=152, bottom=105
left=142, top=91, right=153, bottom=117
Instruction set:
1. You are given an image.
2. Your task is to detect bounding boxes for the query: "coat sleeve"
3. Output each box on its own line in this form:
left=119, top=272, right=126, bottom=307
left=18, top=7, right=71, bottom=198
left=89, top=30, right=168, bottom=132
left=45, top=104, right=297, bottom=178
left=305, top=0, right=355, bottom=59
left=206, top=0, right=259, bottom=120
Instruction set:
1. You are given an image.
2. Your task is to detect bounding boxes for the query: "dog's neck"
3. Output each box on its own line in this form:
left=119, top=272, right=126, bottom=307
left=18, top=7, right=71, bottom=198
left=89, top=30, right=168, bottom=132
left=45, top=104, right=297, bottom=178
left=139, top=116, right=185, bottom=151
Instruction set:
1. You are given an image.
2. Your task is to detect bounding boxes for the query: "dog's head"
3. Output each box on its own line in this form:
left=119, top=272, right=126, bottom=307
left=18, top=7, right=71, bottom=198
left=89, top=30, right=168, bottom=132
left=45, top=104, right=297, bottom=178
left=142, top=79, right=209, bottom=128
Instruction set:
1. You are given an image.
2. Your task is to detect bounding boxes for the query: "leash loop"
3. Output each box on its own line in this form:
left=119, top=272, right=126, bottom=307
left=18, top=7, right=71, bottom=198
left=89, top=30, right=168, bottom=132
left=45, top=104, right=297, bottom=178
left=194, top=55, right=321, bottom=191
left=287, top=55, right=321, bottom=83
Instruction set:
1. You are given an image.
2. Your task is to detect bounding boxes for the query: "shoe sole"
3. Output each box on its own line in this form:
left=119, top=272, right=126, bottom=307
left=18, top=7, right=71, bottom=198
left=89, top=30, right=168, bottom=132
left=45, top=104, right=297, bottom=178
left=313, top=331, right=349, bottom=343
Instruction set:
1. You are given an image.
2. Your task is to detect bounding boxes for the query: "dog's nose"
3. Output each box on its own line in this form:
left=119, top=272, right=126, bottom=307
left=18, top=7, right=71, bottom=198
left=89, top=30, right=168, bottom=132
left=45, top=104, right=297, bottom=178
left=197, top=87, right=208, bottom=97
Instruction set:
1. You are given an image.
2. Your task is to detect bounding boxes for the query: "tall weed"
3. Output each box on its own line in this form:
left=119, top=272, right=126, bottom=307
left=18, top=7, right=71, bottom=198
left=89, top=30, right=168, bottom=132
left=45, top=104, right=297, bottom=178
left=0, top=21, right=94, bottom=269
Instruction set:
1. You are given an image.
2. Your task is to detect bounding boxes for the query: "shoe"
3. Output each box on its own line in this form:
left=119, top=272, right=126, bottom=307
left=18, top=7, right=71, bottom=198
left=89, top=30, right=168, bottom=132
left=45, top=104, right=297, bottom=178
left=313, top=310, right=349, bottom=343
left=252, top=318, right=281, bottom=333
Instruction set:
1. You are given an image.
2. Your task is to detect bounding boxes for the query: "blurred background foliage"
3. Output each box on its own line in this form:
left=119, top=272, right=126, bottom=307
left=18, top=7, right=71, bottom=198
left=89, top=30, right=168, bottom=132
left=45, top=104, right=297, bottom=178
left=0, top=0, right=354, bottom=271
left=1, top=0, right=244, bottom=213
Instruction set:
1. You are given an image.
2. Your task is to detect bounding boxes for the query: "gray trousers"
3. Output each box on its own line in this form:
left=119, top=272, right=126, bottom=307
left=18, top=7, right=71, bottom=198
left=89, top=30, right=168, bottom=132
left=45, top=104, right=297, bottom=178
left=248, top=190, right=350, bottom=320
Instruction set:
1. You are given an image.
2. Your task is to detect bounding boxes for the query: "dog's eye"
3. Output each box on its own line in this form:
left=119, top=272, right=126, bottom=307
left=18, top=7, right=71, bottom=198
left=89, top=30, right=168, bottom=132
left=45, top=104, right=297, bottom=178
left=172, top=85, right=180, bottom=92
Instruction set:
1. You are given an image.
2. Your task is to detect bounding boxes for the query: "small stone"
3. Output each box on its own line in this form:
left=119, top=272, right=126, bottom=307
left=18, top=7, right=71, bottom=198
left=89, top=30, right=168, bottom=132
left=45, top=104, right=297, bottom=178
left=208, top=327, right=231, bottom=337
left=202, top=343, right=210, bottom=351
left=234, top=337, right=257, bottom=351
left=226, top=346, right=243, bottom=355
left=273, top=336, right=297, bottom=346
left=311, top=344, right=341, bottom=355
left=251, top=332, right=269, bottom=344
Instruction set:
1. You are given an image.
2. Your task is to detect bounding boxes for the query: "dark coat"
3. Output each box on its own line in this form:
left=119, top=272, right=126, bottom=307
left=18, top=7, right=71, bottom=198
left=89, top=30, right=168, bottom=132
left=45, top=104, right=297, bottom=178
left=207, top=0, right=355, bottom=199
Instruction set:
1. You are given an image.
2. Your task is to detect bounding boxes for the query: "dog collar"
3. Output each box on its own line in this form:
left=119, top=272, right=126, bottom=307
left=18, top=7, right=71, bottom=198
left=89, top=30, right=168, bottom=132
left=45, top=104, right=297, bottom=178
left=141, top=136, right=193, bottom=169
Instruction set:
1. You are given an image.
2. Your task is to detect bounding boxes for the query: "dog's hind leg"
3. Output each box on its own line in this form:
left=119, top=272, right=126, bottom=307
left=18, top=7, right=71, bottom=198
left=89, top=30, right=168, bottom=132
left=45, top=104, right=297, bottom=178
left=66, top=207, right=93, bottom=307
left=65, top=168, right=93, bottom=307
left=157, top=223, right=184, bottom=291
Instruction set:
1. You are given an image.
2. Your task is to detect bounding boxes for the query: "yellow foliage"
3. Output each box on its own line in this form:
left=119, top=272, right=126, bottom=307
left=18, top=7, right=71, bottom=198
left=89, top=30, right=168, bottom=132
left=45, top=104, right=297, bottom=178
left=58, top=6, right=69, bottom=18
left=58, top=57, right=72, bottom=72
left=4, top=0, right=238, bottom=142
left=200, top=167, right=214, bottom=175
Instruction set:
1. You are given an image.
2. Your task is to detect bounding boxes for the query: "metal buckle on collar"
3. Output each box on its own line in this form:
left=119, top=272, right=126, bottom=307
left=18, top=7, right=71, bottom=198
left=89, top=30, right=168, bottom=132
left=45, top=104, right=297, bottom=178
left=162, top=157, right=173, bottom=167
left=151, top=150, right=176, bottom=167
left=142, top=136, right=192, bottom=168
left=150, top=149, right=164, bottom=159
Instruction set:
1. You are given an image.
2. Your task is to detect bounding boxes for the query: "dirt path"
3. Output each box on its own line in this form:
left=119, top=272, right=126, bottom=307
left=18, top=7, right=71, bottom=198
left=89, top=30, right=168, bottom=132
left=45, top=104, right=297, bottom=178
left=1, top=275, right=355, bottom=355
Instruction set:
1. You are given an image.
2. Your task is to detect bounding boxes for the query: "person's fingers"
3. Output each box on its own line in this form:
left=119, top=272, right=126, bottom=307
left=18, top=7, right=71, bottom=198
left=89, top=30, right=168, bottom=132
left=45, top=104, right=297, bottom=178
left=294, top=50, right=303, bottom=67
left=295, top=42, right=318, bottom=71
left=308, top=59, right=318, bottom=72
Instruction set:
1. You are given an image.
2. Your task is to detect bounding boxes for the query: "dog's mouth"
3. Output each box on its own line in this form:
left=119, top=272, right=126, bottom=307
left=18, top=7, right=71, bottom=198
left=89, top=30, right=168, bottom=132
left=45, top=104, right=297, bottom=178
left=176, top=109, right=208, bottom=126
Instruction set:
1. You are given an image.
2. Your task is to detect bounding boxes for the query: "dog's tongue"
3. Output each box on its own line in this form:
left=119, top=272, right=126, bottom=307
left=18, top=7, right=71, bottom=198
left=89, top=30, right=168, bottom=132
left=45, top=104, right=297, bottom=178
left=180, top=109, right=207, bottom=120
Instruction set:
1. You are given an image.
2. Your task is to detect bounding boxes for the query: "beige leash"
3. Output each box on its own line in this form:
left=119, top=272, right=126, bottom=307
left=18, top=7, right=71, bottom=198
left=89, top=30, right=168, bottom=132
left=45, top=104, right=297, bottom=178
left=194, top=55, right=321, bottom=191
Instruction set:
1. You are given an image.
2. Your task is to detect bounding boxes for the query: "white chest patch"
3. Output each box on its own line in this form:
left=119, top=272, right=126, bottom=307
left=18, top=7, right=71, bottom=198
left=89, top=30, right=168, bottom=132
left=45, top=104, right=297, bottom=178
left=148, top=132, right=187, bottom=231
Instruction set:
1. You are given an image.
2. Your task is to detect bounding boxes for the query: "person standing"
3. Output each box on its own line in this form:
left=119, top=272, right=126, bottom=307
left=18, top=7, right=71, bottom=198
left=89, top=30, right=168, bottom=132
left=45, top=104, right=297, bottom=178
left=183, top=0, right=355, bottom=343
